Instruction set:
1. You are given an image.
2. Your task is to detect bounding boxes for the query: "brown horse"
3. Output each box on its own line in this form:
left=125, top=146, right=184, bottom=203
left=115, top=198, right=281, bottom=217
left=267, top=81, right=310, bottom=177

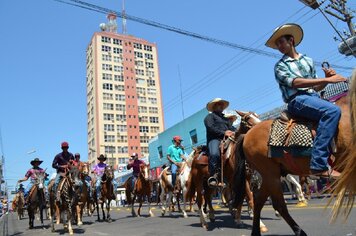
left=49, top=167, right=79, bottom=235
left=93, top=166, right=115, bottom=222
left=124, top=163, right=154, bottom=217
left=330, top=71, right=356, bottom=221
left=233, top=90, right=354, bottom=235
left=27, top=172, right=47, bottom=229
left=13, top=191, right=25, bottom=220
left=74, top=162, right=90, bottom=226
left=185, top=146, right=215, bottom=230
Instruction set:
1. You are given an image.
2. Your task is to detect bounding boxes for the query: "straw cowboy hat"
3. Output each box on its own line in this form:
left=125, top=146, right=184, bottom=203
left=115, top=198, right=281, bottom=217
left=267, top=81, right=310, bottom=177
left=265, top=23, right=303, bottom=49
left=97, top=154, right=107, bottom=161
left=224, top=114, right=238, bottom=122
left=30, top=158, right=43, bottom=166
left=206, top=98, right=229, bottom=112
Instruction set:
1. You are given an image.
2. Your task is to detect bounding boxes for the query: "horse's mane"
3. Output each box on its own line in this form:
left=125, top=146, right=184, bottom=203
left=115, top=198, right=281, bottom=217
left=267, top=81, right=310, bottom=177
left=330, top=69, right=356, bottom=222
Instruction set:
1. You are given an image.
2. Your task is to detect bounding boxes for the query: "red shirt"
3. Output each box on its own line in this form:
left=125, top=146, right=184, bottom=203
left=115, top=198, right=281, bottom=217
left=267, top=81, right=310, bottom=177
left=127, top=159, right=144, bottom=176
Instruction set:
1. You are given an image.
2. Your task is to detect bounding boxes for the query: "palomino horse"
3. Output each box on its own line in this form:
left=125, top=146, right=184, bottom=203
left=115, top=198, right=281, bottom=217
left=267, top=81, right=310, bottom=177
left=49, top=166, right=80, bottom=235
left=12, top=191, right=25, bottom=220
left=93, top=166, right=115, bottom=222
left=27, top=171, right=47, bottom=229
left=159, top=152, right=194, bottom=218
left=74, top=162, right=90, bottom=226
left=233, top=85, right=354, bottom=235
left=124, top=163, right=154, bottom=217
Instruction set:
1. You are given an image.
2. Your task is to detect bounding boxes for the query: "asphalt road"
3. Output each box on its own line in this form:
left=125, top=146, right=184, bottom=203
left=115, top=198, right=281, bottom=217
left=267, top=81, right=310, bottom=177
left=1, top=198, right=355, bottom=236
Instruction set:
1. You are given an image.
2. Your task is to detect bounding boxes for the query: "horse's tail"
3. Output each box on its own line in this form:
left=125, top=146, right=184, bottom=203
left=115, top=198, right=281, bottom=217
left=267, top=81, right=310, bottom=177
left=232, top=134, right=246, bottom=208
left=330, top=70, right=356, bottom=221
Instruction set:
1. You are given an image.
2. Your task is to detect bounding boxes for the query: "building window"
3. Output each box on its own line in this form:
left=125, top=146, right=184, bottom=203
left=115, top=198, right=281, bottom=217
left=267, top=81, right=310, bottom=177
left=118, top=146, right=128, bottom=153
left=104, top=124, right=115, bottom=131
left=105, top=146, right=115, bottom=154
left=104, top=135, right=115, bottom=142
left=101, top=36, right=111, bottom=43
left=102, top=64, right=112, bottom=71
left=134, top=51, right=143, bottom=58
left=114, top=65, right=123, bottom=72
left=139, top=126, right=149, bottom=133
left=144, top=45, right=153, bottom=51
left=113, top=56, right=122, bottom=63
left=103, top=113, right=114, bottom=121
left=102, top=54, right=112, bottom=61
left=145, top=62, right=154, bottom=69
left=138, top=96, right=146, bottom=103
left=116, top=104, right=126, bottom=112
left=148, top=97, right=157, bottom=104
left=115, top=85, right=125, bottom=91
left=157, top=146, right=163, bottom=158
left=147, top=79, right=156, bottom=87
left=117, top=125, right=127, bottom=132
left=190, top=129, right=198, bottom=145
left=113, top=47, right=123, bottom=54
left=117, top=135, right=128, bottom=143
left=134, top=43, right=142, bottom=49
left=103, top=93, right=113, bottom=100
left=135, top=69, right=144, bottom=76
left=141, top=146, right=149, bottom=154
left=115, top=94, right=125, bottom=101
left=149, top=107, right=158, bottom=114
left=149, top=117, right=159, bottom=123
left=103, top=83, right=113, bottom=90
left=139, top=116, right=148, bottom=123
left=144, top=53, right=153, bottom=60
left=150, top=126, right=160, bottom=133
left=102, top=73, right=112, bottom=80
left=116, top=114, right=127, bottom=122
left=147, top=88, right=156, bottom=95
left=113, top=39, right=122, bottom=45
left=138, top=106, right=148, bottom=113
left=146, top=71, right=155, bottom=77
left=118, top=158, right=127, bottom=164
left=140, top=136, right=150, bottom=143
left=136, top=87, right=146, bottom=94
left=101, top=45, right=111, bottom=52
left=135, top=60, right=144, bottom=67
left=103, top=103, right=114, bottom=110
left=114, top=74, right=124, bottom=82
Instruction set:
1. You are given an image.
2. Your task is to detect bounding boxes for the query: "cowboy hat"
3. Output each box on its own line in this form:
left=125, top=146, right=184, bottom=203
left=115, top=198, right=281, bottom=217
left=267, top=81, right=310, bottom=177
left=224, top=114, right=238, bottom=122
left=265, top=23, right=303, bottom=49
left=30, top=158, right=43, bottom=166
left=206, top=98, right=229, bottom=112
left=97, top=154, right=107, bottom=161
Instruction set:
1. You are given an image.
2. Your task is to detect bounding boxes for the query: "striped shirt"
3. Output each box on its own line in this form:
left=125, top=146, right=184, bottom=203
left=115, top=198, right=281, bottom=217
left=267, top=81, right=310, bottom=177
left=274, top=54, right=317, bottom=102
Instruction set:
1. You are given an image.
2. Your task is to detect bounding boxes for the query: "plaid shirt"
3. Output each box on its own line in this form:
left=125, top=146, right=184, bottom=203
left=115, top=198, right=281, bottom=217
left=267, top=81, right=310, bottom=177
left=274, top=54, right=317, bottom=102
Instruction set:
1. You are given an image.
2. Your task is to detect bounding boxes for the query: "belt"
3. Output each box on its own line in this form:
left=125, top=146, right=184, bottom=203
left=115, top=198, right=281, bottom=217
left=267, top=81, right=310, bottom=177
left=287, top=89, right=318, bottom=103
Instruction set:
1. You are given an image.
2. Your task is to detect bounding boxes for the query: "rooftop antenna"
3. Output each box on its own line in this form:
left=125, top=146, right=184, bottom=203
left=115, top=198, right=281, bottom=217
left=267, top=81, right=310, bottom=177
left=122, top=0, right=127, bottom=34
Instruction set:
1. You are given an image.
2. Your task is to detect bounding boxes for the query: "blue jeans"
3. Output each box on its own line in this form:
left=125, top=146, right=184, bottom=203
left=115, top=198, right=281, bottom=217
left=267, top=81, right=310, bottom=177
left=95, top=177, right=102, bottom=198
left=208, top=139, right=221, bottom=176
left=24, top=181, right=35, bottom=198
left=84, top=179, right=92, bottom=198
left=54, top=174, right=63, bottom=193
left=171, top=163, right=178, bottom=186
left=131, top=175, right=138, bottom=191
left=288, top=93, right=341, bottom=171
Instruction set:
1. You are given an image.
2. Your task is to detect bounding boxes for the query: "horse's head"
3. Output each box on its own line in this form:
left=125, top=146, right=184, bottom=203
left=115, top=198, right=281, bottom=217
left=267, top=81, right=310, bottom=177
left=69, top=165, right=81, bottom=187
left=104, top=166, right=115, bottom=180
left=139, top=164, right=150, bottom=181
left=79, top=162, right=90, bottom=177
left=236, top=110, right=261, bottom=134
left=34, top=171, right=46, bottom=190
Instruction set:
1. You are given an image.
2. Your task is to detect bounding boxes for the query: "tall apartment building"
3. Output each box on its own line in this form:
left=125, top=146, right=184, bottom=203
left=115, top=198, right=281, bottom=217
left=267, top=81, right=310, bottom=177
left=86, top=14, right=164, bottom=167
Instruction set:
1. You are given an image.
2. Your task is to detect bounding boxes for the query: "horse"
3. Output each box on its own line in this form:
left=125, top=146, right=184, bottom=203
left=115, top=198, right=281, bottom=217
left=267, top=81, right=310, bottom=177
left=124, top=163, right=154, bottom=217
left=233, top=84, right=354, bottom=235
left=93, top=166, right=116, bottom=222
left=73, top=162, right=90, bottom=226
left=281, top=174, right=308, bottom=207
left=27, top=171, right=47, bottom=229
left=12, top=191, right=25, bottom=220
left=49, top=166, right=80, bottom=235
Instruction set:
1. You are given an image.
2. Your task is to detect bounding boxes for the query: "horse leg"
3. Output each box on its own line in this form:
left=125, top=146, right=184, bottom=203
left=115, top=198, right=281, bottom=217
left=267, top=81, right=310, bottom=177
left=138, top=197, right=142, bottom=217
left=131, top=194, right=137, bottom=217
left=204, top=188, right=215, bottom=223
left=56, top=204, right=61, bottom=225
left=182, top=186, right=188, bottom=218
left=167, top=192, right=173, bottom=216
left=95, top=199, right=100, bottom=221
left=28, top=207, right=33, bottom=229
left=160, top=188, right=166, bottom=216
left=101, top=202, right=106, bottom=221
left=251, top=181, right=270, bottom=236
left=107, top=200, right=112, bottom=222
left=148, top=194, right=154, bottom=217
left=67, top=208, right=74, bottom=235
left=77, top=204, right=83, bottom=226
left=286, top=175, right=307, bottom=206
left=269, top=181, right=307, bottom=236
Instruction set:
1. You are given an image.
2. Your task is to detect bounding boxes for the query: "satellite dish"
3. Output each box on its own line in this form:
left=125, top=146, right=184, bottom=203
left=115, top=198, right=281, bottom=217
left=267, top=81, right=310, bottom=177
left=99, top=23, right=107, bottom=31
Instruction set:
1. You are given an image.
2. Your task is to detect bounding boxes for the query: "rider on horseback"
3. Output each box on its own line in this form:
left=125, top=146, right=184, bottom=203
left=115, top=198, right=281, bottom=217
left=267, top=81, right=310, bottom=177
left=71, top=153, right=93, bottom=200
left=204, top=98, right=236, bottom=187
left=266, top=23, right=347, bottom=179
left=166, top=136, right=186, bottom=193
left=127, top=152, right=145, bottom=193
left=18, top=158, right=47, bottom=203
left=52, top=141, right=74, bottom=202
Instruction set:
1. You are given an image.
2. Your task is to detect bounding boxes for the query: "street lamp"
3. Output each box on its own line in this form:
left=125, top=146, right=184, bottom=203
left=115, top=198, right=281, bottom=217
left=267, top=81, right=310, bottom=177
left=299, top=0, right=319, bottom=9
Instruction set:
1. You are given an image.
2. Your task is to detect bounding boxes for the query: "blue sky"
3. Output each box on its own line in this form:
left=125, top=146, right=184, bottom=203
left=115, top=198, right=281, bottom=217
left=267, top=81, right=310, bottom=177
left=0, top=0, right=354, bottom=192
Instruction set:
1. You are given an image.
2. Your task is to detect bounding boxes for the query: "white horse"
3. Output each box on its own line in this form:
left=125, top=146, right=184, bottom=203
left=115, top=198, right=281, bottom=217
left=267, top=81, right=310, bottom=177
left=159, top=150, right=194, bottom=218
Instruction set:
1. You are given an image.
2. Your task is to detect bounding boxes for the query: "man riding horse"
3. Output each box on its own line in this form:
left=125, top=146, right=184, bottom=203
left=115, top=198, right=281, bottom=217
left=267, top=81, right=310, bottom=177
left=266, top=23, right=347, bottom=179
left=18, top=158, right=47, bottom=204
left=127, top=152, right=145, bottom=193
left=71, top=153, right=93, bottom=201
left=166, top=135, right=186, bottom=193
left=52, top=141, right=74, bottom=202
left=204, top=98, right=236, bottom=187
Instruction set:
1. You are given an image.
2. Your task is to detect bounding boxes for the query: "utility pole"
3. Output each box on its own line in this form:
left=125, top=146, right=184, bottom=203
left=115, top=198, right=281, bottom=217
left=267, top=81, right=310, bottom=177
left=122, top=0, right=127, bottom=34
left=324, top=0, right=354, bottom=36
left=178, top=65, right=185, bottom=120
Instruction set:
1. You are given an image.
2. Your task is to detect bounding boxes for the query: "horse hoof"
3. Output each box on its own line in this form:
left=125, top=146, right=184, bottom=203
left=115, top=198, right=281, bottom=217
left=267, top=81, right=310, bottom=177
left=183, top=213, right=188, bottom=218
left=202, top=224, right=208, bottom=230
left=296, top=201, right=308, bottom=207
left=108, top=219, right=112, bottom=223
left=78, top=222, right=83, bottom=226
left=260, top=226, right=269, bottom=233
